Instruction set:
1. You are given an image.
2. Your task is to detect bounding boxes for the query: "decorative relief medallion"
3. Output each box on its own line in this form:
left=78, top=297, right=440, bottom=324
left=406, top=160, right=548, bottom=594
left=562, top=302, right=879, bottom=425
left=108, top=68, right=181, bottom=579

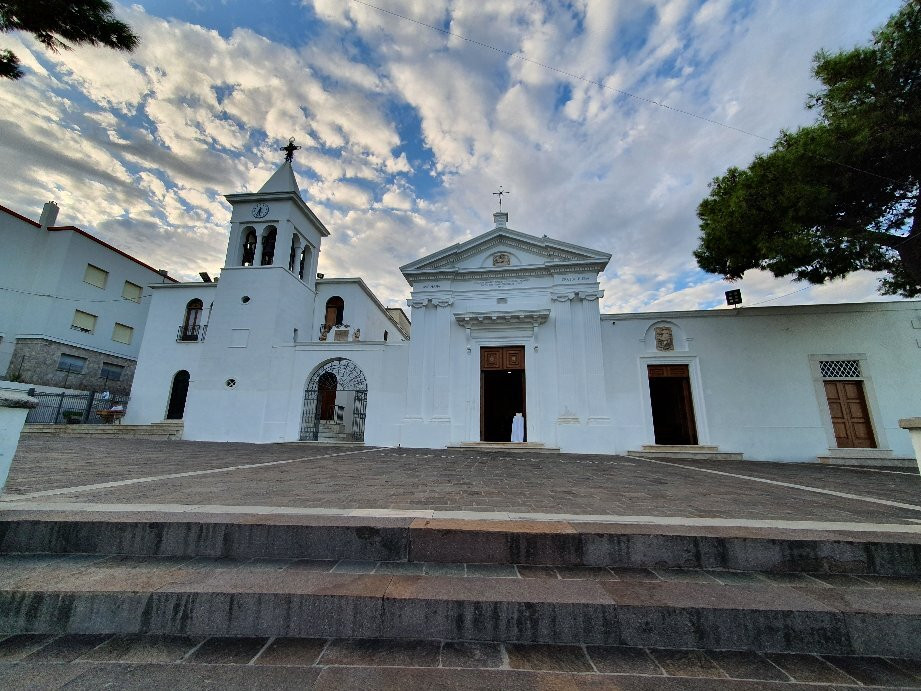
left=654, top=326, right=675, bottom=351
left=492, top=253, right=511, bottom=266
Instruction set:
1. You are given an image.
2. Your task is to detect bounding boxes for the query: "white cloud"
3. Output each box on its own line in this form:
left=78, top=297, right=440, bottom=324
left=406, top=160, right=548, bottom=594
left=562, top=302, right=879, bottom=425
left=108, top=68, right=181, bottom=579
left=0, top=0, right=907, bottom=307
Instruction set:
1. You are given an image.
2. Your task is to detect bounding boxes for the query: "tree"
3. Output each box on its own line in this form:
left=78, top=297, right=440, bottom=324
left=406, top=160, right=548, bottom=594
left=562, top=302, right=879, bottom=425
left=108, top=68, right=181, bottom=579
left=695, top=1, right=921, bottom=297
left=0, top=0, right=138, bottom=80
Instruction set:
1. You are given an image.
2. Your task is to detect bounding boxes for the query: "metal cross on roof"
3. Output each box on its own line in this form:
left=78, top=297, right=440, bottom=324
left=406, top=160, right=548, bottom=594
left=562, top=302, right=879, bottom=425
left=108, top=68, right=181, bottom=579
left=280, top=137, right=300, bottom=163
left=492, top=186, right=510, bottom=212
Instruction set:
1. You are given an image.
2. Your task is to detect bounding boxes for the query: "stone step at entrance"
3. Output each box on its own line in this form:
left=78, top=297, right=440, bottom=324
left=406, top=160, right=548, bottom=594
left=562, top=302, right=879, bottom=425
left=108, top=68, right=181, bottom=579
left=629, top=445, right=744, bottom=461
left=2, top=512, right=920, bottom=662
left=4, top=634, right=920, bottom=689
left=3, top=512, right=919, bottom=576
left=316, top=421, right=354, bottom=442
left=22, top=421, right=184, bottom=440
left=450, top=442, right=561, bottom=453
left=1, top=552, right=920, bottom=657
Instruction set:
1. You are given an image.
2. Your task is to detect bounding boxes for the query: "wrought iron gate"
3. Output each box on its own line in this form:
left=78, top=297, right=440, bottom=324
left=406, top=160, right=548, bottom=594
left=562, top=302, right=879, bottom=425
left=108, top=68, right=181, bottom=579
left=300, top=358, right=368, bottom=441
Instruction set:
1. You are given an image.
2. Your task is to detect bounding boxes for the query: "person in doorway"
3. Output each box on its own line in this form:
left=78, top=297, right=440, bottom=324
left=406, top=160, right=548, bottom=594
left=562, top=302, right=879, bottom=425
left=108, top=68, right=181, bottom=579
left=511, top=412, right=524, bottom=443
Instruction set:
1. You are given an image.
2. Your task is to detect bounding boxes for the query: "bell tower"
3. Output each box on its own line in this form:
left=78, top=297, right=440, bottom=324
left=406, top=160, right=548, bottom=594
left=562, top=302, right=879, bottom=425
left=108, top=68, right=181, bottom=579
left=223, top=139, right=327, bottom=290
left=181, top=140, right=331, bottom=442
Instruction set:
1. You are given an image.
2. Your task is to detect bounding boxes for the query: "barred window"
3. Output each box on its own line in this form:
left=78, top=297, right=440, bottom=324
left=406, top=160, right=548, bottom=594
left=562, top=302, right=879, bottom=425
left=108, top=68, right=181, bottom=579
left=820, top=360, right=861, bottom=379
left=58, top=353, right=87, bottom=374
left=100, top=362, right=124, bottom=381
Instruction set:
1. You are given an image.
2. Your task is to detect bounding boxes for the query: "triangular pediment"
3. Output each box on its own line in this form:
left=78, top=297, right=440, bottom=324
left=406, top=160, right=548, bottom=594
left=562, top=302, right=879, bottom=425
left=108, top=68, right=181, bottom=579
left=401, top=227, right=611, bottom=278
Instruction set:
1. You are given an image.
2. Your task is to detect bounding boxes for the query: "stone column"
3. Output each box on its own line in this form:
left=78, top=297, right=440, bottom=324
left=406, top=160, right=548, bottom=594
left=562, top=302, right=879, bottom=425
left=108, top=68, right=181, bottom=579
left=898, top=418, right=921, bottom=475
left=0, top=392, right=38, bottom=493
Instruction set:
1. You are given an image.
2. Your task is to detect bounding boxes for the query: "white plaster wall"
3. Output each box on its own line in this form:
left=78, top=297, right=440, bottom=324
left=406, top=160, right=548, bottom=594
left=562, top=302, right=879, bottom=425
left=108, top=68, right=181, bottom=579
left=400, top=270, right=615, bottom=453
left=602, top=301, right=921, bottom=461
left=314, top=280, right=405, bottom=343
left=0, top=209, right=163, bottom=375
left=124, top=283, right=215, bottom=424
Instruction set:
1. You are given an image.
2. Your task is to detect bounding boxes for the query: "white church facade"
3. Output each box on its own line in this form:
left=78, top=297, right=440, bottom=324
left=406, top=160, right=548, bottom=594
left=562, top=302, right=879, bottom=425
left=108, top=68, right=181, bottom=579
left=126, top=158, right=921, bottom=463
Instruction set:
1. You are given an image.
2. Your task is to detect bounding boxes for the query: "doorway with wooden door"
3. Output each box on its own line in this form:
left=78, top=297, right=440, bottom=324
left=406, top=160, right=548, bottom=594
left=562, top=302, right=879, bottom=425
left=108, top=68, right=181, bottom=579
left=823, top=380, right=876, bottom=448
left=480, top=346, right=525, bottom=442
left=647, top=364, right=698, bottom=445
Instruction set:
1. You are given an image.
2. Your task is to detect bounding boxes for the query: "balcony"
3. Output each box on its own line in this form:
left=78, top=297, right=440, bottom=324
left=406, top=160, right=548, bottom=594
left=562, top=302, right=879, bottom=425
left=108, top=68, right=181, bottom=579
left=177, top=323, right=207, bottom=342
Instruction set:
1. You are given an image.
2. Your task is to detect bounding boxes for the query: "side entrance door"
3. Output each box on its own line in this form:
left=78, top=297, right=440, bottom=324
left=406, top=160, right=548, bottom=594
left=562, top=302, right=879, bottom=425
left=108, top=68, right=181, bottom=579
left=824, top=380, right=876, bottom=448
left=647, top=364, right=698, bottom=445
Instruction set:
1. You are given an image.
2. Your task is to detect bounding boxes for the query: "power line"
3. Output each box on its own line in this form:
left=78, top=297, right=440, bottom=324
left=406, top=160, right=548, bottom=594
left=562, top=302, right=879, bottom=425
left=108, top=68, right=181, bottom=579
left=350, top=0, right=901, bottom=185
left=748, top=284, right=812, bottom=306
left=0, top=285, right=152, bottom=303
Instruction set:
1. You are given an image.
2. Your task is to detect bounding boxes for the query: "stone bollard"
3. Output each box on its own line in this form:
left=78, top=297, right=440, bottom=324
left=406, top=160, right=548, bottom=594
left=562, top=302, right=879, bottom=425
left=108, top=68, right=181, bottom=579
left=0, top=392, right=38, bottom=493
left=899, top=418, right=921, bottom=476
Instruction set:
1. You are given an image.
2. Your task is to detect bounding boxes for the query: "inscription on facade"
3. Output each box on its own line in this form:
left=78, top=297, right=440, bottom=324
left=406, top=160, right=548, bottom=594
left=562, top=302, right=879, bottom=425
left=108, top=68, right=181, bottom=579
left=560, top=275, right=595, bottom=283
left=478, top=278, right=528, bottom=289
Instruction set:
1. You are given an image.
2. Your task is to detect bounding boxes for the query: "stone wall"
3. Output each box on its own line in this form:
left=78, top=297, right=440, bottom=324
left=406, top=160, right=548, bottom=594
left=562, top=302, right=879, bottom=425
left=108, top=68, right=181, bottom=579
left=4, top=338, right=136, bottom=395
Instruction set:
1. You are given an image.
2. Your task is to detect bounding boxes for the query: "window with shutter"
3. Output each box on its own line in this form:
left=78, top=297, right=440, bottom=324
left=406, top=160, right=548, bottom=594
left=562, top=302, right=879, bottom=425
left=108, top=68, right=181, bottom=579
left=71, top=310, right=97, bottom=333
left=122, top=281, right=142, bottom=302
left=112, top=323, right=133, bottom=344
left=84, top=264, right=108, bottom=289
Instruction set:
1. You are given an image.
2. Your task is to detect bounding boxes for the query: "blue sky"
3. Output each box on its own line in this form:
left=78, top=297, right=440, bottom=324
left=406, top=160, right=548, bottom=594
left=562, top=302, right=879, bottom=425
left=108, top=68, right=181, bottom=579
left=0, top=0, right=904, bottom=311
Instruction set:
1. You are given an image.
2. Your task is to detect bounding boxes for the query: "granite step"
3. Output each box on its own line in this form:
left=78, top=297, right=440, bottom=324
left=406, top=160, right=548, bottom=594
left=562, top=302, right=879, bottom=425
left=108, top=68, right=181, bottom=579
left=0, top=554, right=919, bottom=657
left=2, top=634, right=920, bottom=689
left=22, top=423, right=183, bottom=440
left=2, top=511, right=920, bottom=576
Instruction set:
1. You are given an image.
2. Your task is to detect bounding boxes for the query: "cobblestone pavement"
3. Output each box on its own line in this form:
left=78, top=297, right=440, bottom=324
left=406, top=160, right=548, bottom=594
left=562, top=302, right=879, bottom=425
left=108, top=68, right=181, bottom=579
left=3, top=437, right=921, bottom=523
left=1, top=633, right=919, bottom=689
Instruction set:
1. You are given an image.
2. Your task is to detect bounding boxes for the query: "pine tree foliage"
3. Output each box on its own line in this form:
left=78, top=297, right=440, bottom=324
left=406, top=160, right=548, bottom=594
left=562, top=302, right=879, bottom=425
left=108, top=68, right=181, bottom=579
left=0, top=0, right=138, bottom=80
left=695, top=1, right=921, bottom=297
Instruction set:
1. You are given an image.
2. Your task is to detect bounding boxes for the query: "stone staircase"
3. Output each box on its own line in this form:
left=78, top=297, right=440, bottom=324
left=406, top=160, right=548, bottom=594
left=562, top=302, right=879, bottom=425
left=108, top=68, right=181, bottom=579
left=316, top=420, right=355, bottom=443
left=21, top=421, right=183, bottom=440
left=1, top=510, right=920, bottom=667
left=628, top=444, right=745, bottom=461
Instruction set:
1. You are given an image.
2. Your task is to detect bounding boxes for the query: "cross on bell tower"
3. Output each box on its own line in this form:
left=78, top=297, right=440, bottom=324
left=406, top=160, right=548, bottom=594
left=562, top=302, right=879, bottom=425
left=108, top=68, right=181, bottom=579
left=280, top=137, right=300, bottom=163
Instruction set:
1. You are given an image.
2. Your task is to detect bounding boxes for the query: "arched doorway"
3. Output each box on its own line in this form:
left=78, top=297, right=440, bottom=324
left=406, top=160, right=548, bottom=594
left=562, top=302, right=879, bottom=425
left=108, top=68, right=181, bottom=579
left=166, top=370, right=190, bottom=420
left=301, top=358, right=368, bottom=441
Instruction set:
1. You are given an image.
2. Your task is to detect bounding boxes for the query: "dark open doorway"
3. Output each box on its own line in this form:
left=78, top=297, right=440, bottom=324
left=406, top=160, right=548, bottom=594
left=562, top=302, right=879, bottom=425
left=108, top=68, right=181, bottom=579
left=318, top=372, right=337, bottom=420
left=647, top=364, right=697, bottom=445
left=166, top=370, right=190, bottom=420
left=480, top=346, right=526, bottom=442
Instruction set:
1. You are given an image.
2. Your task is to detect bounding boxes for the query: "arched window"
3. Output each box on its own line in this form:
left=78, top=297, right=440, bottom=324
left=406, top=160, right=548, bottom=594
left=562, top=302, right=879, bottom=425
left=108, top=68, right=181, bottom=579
left=288, top=235, right=301, bottom=272
left=261, top=226, right=277, bottom=265
left=180, top=299, right=204, bottom=341
left=299, top=246, right=310, bottom=280
left=325, top=296, right=344, bottom=327
left=241, top=229, right=257, bottom=266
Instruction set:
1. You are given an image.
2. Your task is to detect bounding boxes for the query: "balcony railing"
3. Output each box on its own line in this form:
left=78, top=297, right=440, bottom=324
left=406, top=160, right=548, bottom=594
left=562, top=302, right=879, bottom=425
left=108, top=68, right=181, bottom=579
left=177, top=323, right=207, bottom=342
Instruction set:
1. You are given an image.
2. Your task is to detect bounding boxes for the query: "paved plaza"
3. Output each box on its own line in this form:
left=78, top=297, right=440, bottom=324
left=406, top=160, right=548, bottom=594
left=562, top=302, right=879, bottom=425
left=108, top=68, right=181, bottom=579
left=3, top=436, right=921, bottom=527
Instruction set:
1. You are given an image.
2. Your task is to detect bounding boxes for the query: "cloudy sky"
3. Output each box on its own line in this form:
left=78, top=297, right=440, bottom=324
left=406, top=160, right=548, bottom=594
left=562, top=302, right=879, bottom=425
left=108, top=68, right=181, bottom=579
left=0, top=0, right=904, bottom=312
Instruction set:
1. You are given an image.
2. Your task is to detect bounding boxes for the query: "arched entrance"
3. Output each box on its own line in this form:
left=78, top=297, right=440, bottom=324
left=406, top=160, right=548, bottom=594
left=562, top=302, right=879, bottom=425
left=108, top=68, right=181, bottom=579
left=166, top=370, right=190, bottom=420
left=301, top=358, right=368, bottom=441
